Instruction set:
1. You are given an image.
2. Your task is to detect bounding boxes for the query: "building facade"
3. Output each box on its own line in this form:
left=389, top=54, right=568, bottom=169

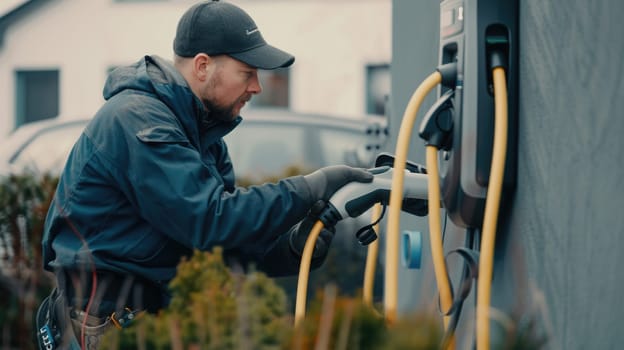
left=0, top=0, right=391, bottom=137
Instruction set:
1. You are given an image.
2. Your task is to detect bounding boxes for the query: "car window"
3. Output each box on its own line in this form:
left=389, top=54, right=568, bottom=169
left=224, top=124, right=307, bottom=181
left=10, top=124, right=85, bottom=175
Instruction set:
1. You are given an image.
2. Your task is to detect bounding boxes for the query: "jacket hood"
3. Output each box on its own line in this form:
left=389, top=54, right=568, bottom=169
left=104, top=55, right=199, bottom=116
left=102, top=55, right=240, bottom=142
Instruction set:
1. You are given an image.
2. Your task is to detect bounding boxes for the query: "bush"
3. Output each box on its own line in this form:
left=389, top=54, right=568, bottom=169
left=101, top=248, right=292, bottom=349
left=0, top=173, right=58, bottom=349
left=102, top=249, right=445, bottom=350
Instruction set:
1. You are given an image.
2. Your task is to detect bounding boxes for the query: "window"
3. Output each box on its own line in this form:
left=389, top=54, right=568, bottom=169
left=15, top=70, right=59, bottom=127
left=366, top=64, right=390, bottom=115
left=249, top=68, right=290, bottom=108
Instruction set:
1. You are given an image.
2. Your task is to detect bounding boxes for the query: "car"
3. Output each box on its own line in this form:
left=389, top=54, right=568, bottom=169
left=224, top=108, right=388, bottom=183
left=0, top=108, right=388, bottom=179
left=0, top=118, right=89, bottom=177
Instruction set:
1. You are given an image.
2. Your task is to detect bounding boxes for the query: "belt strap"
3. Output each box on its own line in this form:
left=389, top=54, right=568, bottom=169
left=58, top=269, right=165, bottom=315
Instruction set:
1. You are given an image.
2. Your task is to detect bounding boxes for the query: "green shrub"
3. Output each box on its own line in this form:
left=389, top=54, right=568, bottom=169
left=0, top=173, right=58, bottom=350
left=102, top=248, right=291, bottom=349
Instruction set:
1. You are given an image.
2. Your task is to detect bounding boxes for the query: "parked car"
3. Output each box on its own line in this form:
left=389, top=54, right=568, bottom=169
left=224, top=108, right=388, bottom=183
left=0, top=108, right=388, bottom=179
left=0, top=109, right=388, bottom=239
left=0, top=118, right=88, bottom=177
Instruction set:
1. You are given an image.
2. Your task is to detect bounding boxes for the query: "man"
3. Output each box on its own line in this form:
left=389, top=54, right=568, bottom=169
left=36, top=1, right=372, bottom=349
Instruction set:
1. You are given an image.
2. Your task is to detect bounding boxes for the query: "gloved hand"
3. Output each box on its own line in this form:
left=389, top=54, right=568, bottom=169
left=289, top=200, right=336, bottom=261
left=303, top=165, right=374, bottom=201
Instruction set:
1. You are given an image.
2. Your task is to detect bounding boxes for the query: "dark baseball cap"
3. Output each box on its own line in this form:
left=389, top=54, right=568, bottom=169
left=173, top=1, right=295, bottom=70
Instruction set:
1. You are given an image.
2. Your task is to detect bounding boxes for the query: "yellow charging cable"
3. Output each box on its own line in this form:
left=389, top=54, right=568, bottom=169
left=294, top=220, right=325, bottom=327
left=363, top=203, right=383, bottom=308
left=296, top=203, right=385, bottom=327
left=426, top=144, right=455, bottom=349
left=476, top=66, right=508, bottom=350
left=384, top=71, right=442, bottom=324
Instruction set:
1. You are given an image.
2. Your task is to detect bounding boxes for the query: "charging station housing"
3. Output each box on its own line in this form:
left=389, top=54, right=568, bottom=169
left=438, top=0, right=519, bottom=228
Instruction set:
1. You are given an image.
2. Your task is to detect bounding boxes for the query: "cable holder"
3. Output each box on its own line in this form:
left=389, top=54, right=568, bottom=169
left=418, top=89, right=455, bottom=150
left=436, top=61, right=459, bottom=89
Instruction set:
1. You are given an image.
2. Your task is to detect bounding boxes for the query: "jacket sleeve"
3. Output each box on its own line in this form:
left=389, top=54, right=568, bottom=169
left=112, top=124, right=316, bottom=251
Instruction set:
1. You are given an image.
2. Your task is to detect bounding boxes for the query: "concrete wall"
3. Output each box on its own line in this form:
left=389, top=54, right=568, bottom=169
left=391, top=0, right=624, bottom=349
left=0, top=0, right=391, bottom=137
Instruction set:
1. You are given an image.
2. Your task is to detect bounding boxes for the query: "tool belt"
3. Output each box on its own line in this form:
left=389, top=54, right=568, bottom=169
left=35, top=270, right=165, bottom=349
left=58, top=269, right=165, bottom=316
left=36, top=287, right=77, bottom=350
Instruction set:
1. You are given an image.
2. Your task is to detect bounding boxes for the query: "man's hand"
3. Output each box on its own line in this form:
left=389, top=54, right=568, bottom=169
left=303, top=165, right=373, bottom=201
left=289, top=200, right=335, bottom=260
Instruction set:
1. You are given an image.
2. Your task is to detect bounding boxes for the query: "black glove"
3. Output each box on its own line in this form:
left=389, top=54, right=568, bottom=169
left=289, top=200, right=335, bottom=261
left=303, top=165, right=374, bottom=201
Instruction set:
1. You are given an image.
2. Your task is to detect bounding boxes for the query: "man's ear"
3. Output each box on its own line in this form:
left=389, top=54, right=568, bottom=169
left=193, top=53, right=213, bottom=81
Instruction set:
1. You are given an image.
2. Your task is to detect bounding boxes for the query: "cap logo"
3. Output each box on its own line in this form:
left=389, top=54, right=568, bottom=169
left=245, top=28, right=259, bottom=35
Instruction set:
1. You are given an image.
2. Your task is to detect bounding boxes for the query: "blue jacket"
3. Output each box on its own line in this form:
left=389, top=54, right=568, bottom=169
left=42, top=56, right=315, bottom=299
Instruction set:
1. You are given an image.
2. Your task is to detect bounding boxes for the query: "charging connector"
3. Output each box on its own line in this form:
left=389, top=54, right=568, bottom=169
left=437, top=61, right=459, bottom=89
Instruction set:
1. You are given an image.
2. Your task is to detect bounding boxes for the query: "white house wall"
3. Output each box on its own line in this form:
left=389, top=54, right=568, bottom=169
left=0, top=0, right=391, bottom=137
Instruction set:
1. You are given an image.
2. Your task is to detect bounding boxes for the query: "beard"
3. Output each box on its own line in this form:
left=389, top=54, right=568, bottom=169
left=200, top=70, right=250, bottom=123
left=201, top=96, right=239, bottom=123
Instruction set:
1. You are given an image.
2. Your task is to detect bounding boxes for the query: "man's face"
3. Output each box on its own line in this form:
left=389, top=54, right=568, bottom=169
left=200, top=55, right=262, bottom=122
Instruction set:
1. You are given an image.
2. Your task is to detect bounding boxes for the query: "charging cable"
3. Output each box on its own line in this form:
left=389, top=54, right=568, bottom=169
left=294, top=220, right=325, bottom=327
left=384, top=71, right=441, bottom=324
left=476, top=55, right=508, bottom=350
left=363, top=203, right=383, bottom=309
left=419, top=87, right=456, bottom=348
left=384, top=62, right=457, bottom=324
left=426, top=145, right=455, bottom=338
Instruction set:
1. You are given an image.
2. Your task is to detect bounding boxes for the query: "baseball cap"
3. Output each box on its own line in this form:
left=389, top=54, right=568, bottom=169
left=173, top=0, right=295, bottom=70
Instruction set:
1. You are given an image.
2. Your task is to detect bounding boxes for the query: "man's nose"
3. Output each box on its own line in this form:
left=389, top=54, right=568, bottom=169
left=248, top=72, right=262, bottom=94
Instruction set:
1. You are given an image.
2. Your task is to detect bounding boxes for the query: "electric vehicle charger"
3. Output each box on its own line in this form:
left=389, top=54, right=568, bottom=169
left=435, top=1, right=517, bottom=348
left=293, top=54, right=509, bottom=350
left=294, top=166, right=431, bottom=327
